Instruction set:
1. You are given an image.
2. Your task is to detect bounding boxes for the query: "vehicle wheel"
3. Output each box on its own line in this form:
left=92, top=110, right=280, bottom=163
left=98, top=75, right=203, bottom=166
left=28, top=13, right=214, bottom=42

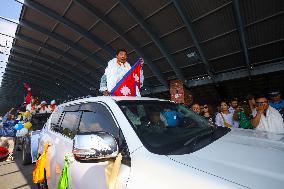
left=22, top=142, right=32, bottom=165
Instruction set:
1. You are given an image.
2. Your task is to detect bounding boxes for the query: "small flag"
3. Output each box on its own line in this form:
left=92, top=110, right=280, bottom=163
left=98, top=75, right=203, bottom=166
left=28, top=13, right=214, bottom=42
left=33, top=143, right=49, bottom=184
left=57, top=155, right=70, bottom=189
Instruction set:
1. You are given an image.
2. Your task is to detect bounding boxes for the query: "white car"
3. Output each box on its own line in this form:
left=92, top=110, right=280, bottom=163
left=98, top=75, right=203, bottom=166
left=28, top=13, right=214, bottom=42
left=37, top=96, right=284, bottom=189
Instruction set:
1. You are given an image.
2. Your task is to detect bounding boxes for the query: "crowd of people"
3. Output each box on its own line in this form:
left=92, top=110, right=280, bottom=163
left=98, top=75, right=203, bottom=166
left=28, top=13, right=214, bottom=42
left=0, top=91, right=57, bottom=161
left=98, top=48, right=280, bottom=134
left=189, top=91, right=284, bottom=133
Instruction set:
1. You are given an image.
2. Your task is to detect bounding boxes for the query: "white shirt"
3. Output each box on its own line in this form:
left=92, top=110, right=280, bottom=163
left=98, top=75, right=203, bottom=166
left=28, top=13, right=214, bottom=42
left=103, top=58, right=143, bottom=96
left=228, top=107, right=235, bottom=114
left=26, top=104, right=32, bottom=111
left=215, top=112, right=238, bottom=128
left=252, top=106, right=284, bottom=133
left=37, top=105, right=51, bottom=114
left=228, top=107, right=239, bottom=128
left=105, top=58, right=131, bottom=92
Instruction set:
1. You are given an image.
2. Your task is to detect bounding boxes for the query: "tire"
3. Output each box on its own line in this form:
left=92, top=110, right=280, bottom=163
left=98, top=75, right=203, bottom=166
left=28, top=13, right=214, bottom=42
left=22, top=142, right=32, bottom=165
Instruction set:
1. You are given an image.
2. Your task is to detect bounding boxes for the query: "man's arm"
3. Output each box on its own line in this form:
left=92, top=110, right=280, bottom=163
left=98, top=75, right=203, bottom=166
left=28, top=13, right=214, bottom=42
left=99, top=74, right=109, bottom=96
left=233, top=106, right=243, bottom=120
left=2, top=108, right=14, bottom=123
left=233, top=107, right=239, bottom=121
left=251, top=108, right=264, bottom=128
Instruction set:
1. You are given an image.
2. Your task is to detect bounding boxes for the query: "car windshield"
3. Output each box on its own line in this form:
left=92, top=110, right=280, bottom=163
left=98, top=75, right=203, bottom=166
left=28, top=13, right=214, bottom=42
left=117, top=100, right=229, bottom=155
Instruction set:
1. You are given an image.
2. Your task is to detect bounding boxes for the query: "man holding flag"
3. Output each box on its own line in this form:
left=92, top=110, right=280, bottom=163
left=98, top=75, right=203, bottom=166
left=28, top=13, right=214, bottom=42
left=99, top=49, right=144, bottom=97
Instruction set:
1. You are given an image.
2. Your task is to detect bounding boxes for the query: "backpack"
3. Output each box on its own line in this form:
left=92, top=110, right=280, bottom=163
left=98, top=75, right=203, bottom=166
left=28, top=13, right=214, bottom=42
left=162, top=111, right=181, bottom=127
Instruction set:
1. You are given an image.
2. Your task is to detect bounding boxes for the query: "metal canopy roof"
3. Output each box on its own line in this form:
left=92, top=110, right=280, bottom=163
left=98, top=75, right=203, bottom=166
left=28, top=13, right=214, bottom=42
left=0, top=0, right=283, bottom=108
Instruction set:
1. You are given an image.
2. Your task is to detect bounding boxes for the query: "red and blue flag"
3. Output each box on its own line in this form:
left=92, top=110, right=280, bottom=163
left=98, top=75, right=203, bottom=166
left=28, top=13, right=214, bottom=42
left=110, top=59, right=142, bottom=96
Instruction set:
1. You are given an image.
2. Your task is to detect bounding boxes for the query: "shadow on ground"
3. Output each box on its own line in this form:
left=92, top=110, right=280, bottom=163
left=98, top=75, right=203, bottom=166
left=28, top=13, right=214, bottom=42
left=0, top=150, right=37, bottom=189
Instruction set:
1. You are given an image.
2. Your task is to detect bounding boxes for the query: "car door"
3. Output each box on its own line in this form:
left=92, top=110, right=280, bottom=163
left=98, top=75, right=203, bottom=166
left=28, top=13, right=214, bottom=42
left=53, top=105, right=81, bottom=187
left=40, top=107, right=64, bottom=189
left=68, top=102, right=131, bottom=189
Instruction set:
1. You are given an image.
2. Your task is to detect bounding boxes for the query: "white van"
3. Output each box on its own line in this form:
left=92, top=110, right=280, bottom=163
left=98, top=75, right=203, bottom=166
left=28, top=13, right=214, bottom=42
left=37, top=96, right=284, bottom=189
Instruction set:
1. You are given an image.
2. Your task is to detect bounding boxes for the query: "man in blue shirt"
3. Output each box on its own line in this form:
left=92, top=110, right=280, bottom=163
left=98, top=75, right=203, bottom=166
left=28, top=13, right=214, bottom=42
left=269, top=91, right=284, bottom=118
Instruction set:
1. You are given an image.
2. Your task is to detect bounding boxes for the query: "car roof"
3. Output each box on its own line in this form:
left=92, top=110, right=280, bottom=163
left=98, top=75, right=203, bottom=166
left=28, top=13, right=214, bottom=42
left=57, top=96, right=169, bottom=108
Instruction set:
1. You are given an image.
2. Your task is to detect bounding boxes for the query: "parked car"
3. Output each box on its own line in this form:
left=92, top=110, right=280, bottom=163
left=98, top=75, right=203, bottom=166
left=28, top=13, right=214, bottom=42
left=21, top=113, right=51, bottom=165
left=37, top=96, right=284, bottom=189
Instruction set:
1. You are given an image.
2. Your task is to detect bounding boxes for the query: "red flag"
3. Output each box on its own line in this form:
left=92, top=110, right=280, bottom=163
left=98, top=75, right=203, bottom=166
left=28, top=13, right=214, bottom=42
left=23, top=83, right=32, bottom=104
left=110, top=59, right=141, bottom=96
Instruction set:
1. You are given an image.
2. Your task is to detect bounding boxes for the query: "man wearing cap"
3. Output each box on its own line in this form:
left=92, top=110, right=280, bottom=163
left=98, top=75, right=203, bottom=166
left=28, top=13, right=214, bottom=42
left=269, top=91, right=284, bottom=116
left=37, top=101, right=51, bottom=114
left=48, top=100, right=57, bottom=112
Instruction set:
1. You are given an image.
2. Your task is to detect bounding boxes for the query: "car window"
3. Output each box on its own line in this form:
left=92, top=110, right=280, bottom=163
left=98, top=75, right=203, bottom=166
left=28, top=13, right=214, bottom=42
left=78, top=103, right=118, bottom=138
left=117, top=100, right=229, bottom=155
left=60, top=111, right=81, bottom=139
left=50, top=109, right=64, bottom=132
left=64, top=104, right=80, bottom=111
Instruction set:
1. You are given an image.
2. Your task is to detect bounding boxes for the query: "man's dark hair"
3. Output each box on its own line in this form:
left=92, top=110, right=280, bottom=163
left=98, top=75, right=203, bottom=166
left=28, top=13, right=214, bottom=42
left=246, top=94, right=255, bottom=100
left=116, top=48, right=127, bottom=55
left=255, top=94, right=267, bottom=100
left=230, top=97, right=238, bottom=103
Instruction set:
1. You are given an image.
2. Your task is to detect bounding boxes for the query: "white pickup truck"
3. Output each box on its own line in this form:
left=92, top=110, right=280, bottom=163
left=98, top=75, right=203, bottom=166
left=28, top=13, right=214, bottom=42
left=37, top=96, right=284, bottom=189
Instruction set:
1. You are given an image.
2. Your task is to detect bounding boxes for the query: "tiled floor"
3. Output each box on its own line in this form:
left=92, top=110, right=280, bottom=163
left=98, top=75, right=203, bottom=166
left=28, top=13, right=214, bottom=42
left=0, top=151, right=35, bottom=189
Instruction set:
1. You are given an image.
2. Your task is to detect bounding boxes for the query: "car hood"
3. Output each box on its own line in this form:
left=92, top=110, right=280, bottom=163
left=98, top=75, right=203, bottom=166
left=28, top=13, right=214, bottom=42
left=167, top=128, right=284, bottom=189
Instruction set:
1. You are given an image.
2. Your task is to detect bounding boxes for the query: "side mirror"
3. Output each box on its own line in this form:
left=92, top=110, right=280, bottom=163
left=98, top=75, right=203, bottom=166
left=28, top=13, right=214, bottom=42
left=72, top=132, right=118, bottom=161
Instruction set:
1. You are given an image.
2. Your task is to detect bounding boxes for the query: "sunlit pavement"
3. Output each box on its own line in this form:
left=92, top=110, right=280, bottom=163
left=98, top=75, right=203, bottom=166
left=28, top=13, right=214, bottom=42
left=0, top=151, right=36, bottom=189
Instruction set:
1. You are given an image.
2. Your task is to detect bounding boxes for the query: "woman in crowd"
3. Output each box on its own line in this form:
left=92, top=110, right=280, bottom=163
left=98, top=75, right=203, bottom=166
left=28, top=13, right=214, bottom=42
left=202, top=104, right=215, bottom=123
left=215, top=101, right=238, bottom=128
left=233, top=95, right=255, bottom=129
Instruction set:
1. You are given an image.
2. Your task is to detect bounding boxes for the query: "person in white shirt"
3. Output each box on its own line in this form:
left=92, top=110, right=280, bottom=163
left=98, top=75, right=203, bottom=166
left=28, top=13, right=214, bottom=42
left=48, top=100, right=57, bottom=112
left=99, top=49, right=144, bottom=96
left=228, top=98, right=239, bottom=128
left=251, top=95, right=284, bottom=133
left=37, top=101, right=51, bottom=114
left=215, top=101, right=238, bottom=128
left=228, top=98, right=238, bottom=114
